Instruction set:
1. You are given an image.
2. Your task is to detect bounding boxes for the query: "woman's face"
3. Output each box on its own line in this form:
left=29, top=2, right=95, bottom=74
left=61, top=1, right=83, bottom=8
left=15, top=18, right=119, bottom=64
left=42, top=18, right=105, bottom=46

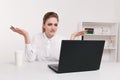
left=43, top=17, right=58, bottom=38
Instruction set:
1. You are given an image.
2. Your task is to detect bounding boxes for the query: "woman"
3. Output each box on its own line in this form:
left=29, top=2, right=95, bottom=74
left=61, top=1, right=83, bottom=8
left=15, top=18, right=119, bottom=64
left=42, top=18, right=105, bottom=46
left=10, top=12, right=86, bottom=62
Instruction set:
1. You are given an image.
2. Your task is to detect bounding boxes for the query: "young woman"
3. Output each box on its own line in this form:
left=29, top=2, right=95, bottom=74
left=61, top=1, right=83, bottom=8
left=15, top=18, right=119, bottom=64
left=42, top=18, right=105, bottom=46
left=10, top=12, right=86, bottom=62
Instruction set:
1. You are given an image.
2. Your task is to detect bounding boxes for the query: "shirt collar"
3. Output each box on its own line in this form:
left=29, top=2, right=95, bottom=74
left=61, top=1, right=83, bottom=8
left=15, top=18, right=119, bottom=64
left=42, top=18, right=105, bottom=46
left=43, top=32, right=55, bottom=41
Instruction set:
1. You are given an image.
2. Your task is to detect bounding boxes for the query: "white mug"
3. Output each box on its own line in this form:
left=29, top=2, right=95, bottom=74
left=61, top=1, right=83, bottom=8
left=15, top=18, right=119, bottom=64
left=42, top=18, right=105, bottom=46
left=15, top=50, right=24, bottom=66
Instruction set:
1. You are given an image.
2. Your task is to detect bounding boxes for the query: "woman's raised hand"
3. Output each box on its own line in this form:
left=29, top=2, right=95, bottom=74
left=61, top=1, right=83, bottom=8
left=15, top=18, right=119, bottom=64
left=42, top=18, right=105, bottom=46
left=10, top=26, right=28, bottom=37
left=10, top=26, right=30, bottom=44
left=70, top=30, right=87, bottom=40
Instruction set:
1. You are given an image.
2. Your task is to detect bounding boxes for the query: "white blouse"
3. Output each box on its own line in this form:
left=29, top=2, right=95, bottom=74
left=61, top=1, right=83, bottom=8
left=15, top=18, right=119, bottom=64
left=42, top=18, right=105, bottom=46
left=25, top=33, right=66, bottom=62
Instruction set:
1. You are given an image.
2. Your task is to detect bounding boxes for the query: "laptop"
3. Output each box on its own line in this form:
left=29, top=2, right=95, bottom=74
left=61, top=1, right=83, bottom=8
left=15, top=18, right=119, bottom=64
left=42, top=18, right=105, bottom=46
left=48, top=40, right=105, bottom=73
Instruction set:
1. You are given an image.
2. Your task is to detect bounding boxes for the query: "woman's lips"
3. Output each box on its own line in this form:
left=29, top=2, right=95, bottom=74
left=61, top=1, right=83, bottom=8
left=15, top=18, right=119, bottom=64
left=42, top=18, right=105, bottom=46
left=50, top=30, right=55, bottom=33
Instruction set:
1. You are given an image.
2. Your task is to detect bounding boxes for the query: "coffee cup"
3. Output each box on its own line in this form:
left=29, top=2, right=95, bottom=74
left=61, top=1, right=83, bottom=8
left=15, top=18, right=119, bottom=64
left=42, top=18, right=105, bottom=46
left=15, top=50, right=24, bottom=66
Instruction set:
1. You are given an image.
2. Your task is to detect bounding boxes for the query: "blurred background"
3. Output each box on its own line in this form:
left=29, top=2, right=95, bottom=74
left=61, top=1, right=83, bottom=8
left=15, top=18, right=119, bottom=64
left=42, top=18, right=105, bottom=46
left=0, top=0, right=120, bottom=63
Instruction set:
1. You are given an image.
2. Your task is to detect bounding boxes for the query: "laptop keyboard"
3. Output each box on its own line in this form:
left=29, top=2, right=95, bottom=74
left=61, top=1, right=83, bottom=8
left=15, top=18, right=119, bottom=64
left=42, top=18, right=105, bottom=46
left=51, top=64, right=58, bottom=69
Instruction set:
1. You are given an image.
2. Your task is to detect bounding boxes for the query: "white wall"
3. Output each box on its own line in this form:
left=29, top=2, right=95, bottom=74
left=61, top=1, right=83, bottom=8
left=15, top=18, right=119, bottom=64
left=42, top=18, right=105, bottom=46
left=114, top=0, right=120, bottom=61
left=114, top=0, right=120, bottom=21
left=0, top=0, right=116, bottom=63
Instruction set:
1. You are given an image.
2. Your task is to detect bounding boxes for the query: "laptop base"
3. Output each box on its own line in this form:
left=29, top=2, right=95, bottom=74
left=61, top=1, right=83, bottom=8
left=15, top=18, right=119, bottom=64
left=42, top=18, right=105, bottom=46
left=48, top=64, right=60, bottom=73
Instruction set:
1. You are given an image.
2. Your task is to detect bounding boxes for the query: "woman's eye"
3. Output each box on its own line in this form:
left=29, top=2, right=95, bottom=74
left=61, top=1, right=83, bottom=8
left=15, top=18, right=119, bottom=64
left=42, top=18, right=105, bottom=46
left=54, top=24, right=58, bottom=26
left=48, top=23, right=52, bottom=26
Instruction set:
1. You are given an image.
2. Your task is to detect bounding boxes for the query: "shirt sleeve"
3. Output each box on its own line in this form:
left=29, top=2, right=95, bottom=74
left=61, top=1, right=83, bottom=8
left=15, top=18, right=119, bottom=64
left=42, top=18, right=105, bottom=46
left=25, top=44, right=37, bottom=62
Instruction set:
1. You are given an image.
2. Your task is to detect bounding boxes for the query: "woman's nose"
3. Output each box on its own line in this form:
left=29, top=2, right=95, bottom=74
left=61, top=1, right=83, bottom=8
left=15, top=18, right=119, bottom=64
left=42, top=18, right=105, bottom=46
left=52, top=25, right=55, bottom=29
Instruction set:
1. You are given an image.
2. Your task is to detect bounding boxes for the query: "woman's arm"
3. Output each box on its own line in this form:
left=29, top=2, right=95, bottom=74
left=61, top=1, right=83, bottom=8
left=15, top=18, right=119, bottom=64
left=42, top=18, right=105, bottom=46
left=10, top=26, right=36, bottom=62
left=70, top=30, right=87, bottom=40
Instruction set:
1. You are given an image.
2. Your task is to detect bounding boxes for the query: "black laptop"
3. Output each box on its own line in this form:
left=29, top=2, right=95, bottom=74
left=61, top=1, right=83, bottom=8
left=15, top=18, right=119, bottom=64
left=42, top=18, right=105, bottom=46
left=48, top=40, right=105, bottom=73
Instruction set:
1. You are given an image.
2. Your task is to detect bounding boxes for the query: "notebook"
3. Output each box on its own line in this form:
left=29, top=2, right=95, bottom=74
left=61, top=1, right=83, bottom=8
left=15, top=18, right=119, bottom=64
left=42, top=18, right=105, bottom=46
left=48, top=40, right=105, bottom=73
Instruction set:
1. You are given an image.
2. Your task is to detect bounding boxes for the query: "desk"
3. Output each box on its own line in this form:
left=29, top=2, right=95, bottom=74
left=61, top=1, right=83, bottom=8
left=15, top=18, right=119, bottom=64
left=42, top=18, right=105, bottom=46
left=0, top=62, right=120, bottom=80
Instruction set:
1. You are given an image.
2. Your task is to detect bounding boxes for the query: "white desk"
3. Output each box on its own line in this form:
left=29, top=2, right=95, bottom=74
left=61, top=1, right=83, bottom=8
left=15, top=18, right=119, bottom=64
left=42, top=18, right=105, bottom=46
left=0, top=61, right=120, bottom=80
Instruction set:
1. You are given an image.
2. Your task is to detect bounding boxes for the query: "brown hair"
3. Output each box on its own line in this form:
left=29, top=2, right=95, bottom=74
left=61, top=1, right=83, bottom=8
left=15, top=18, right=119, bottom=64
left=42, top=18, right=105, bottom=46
left=42, top=12, right=59, bottom=32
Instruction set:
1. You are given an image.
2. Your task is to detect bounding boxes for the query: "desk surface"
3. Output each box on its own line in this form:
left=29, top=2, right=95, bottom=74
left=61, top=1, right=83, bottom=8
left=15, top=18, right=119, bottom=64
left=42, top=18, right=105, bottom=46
left=0, top=61, right=120, bottom=80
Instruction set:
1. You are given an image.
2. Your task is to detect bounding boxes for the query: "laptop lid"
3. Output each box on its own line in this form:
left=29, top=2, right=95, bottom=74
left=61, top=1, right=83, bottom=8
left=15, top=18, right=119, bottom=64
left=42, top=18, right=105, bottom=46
left=56, top=40, right=105, bottom=73
left=58, top=40, right=105, bottom=72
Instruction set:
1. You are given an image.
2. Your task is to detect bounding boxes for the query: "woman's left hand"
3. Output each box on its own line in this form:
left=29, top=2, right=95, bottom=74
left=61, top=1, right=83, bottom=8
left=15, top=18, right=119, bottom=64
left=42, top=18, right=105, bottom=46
left=70, top=30, right=87, bottom=40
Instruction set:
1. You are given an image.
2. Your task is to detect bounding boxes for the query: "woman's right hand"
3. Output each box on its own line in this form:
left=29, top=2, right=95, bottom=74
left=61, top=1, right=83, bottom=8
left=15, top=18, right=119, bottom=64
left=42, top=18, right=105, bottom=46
left=10, top=26, right=28, bottom=36
left=10, top=26, right=30, bottom=44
